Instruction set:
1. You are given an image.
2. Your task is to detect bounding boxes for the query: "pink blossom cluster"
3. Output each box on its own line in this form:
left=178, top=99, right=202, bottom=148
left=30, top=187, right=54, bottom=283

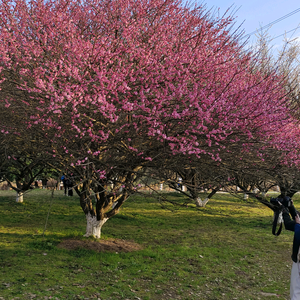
left=0, top=0, right=299, bottom=169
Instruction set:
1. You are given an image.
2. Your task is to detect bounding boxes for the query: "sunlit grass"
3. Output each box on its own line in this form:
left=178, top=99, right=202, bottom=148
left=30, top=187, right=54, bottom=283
left=0, top=188, right=296, bottom=299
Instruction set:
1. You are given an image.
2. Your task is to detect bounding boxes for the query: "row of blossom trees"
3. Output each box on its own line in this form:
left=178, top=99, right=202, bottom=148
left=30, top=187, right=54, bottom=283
left=1, top=0, right=300, bottom=238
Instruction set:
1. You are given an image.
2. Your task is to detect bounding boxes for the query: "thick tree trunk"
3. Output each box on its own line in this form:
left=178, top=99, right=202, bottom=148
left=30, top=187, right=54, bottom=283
left=84, top=212, right=108, bottom=239
left=16, top=191, right=24, bottom=203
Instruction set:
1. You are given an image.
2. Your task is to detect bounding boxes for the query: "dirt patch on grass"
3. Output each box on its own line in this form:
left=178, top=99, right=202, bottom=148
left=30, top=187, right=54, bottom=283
left=58, top=238, right=143, bottom=253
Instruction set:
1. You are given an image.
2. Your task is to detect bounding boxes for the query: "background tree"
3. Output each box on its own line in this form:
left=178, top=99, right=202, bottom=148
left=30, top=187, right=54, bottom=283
left=0, top=103, right=54, bottom=202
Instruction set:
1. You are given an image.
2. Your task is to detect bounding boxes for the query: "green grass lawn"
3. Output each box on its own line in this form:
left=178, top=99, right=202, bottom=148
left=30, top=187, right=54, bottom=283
left=0, top=188, right=296, bottom=300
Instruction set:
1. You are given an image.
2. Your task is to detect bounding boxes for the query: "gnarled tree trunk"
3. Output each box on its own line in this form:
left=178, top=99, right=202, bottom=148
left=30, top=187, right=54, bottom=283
left=75, top=179, right=129, bottom=239
left=84, top=212, right=108, bottom=238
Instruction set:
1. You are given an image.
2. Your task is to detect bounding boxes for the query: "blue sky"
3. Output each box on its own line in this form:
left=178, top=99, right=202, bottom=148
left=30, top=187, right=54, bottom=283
left=201, top=0, right=300, bottom=49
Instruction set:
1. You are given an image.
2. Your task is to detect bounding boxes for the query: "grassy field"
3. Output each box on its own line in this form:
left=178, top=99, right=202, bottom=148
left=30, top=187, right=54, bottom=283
left=0, top=188, right=297, bottom=300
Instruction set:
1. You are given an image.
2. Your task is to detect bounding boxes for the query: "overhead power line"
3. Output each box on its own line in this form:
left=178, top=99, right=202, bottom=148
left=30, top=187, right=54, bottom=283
left=270, top=24, right=300, bottom=41
left=242, top=7, right=300, bottom=39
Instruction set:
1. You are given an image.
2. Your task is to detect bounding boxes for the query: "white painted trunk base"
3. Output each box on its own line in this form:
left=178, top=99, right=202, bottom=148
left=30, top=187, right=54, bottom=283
left=195, top=197, right=209, bottom=207
left=84, top=212, right=108, bottom=239
left=16, top=192, right=24, bottom=203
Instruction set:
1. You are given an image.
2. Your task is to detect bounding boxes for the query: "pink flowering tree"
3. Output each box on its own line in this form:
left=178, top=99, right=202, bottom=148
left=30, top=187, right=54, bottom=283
left=223, top=34, right=300, bottom=202
left=0, top=0, right=299, bottom=237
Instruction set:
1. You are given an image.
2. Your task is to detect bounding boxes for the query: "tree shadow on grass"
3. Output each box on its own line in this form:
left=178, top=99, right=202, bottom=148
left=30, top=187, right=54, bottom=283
left=0, top=231, right=144, bottom=262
